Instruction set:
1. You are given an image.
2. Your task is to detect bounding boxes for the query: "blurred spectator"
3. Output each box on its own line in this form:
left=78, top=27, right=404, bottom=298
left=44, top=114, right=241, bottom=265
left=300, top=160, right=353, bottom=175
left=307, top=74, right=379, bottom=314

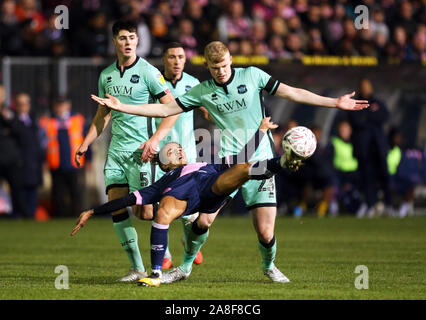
left=410, top=27, right=426, bottom=61
left=149, top=12, right=170, bottom=57
left=266, top=34, right=290, bottom=60
left=275, top=0, right=295, bottom=20
left=239, top=39, right=253, bottom=56
left=40, top=10, right=69, bottom=56
left=323, top=3, right=346, bottom=52
left=176, top=18, right=197, bottom=59
left=15, top=0, right=45, bottom=33
left=39, top=98, right=87, bottom=217
left=370, top=8, right=390, bottom=42
left=387, top=128, right=423, bottom=218
left=0, top=85, right=31, bottom=218
left=268, top=16, right=288, bottom=38
left=306, top=28, right=328, bottom=55
left=395, top=0, right=417, bottom=37
left=13, top=92, right=43, bottom=217
left=331, top=120, right=362, bottom=215
left=285, top=32, right=304, bottom=60
left=392, top=25, right=411, bottom=60
left=0, top=0, right=22, bottom=55
left=156, top=1, right=174, bottom=26
left=251, top=0, right=275, bottom=21
left=76, top=11, right=109, bottom=57
left=347, top=78, right=392, bottom=218
left=250, top=19, right=268, bottom=52
left=217, top=0, right=252, bottom=43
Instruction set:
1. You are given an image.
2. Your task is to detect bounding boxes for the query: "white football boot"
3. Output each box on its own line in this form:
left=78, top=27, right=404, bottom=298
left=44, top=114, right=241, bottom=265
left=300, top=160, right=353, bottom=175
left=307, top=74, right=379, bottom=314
left=117, top=269, right=148, bottom=282
left=161, top=267, right=191, bottom=284
left=264, top=266, right=290, bottom=283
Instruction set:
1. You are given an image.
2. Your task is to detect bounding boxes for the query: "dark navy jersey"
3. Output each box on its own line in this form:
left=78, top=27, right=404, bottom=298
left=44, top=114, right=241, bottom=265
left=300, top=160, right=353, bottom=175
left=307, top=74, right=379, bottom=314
left=132, top=163, right=227, bottom=216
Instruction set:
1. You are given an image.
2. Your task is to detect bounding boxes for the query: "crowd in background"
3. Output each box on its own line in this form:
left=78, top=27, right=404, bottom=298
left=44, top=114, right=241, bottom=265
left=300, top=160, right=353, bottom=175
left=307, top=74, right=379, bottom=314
left=0, top=0, right=425, bottom=62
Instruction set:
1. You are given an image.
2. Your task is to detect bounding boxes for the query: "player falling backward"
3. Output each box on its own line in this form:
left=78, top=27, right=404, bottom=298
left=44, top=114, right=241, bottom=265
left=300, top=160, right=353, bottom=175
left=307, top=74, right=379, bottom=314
left=89, top=41, right=370, bottom=284
left=71, top=117, right=304, bottom=287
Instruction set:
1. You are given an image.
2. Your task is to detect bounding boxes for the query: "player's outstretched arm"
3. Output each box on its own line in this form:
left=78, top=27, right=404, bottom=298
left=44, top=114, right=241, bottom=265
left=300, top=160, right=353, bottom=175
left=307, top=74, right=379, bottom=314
left=90, top=93, right=184, bottom=118
left=70, top=193, right=138, bottom=236
left=275, top=83, right=370, bottom=111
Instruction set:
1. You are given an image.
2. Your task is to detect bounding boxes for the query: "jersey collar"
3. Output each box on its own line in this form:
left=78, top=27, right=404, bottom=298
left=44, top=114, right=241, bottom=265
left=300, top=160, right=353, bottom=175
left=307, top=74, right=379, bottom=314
left=116, top=56, right=140, bottom=78
left=162, top=71, right=183, bottom=89
left=212, top=68, right=235, bottom=94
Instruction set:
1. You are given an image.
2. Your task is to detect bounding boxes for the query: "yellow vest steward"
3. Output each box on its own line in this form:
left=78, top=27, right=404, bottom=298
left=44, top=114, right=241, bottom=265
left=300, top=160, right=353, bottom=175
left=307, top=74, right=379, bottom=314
left=40, top=114, right=85, bottom=169
left=331, top=136, right=358, bottom=172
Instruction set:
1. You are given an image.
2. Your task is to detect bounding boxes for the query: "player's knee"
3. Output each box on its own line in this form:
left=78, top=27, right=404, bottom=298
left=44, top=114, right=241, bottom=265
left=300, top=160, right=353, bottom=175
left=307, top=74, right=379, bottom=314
left=155, top=207, right=176, bottom=225
left=258, top=232, right=274, bottom=244
left=197, top=215, right=213, bottom=229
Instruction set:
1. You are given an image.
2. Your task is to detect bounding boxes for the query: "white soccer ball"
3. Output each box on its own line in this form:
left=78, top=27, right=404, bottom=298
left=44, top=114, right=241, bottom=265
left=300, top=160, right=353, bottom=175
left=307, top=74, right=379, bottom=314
left=282, top=126, right=317, bottom=159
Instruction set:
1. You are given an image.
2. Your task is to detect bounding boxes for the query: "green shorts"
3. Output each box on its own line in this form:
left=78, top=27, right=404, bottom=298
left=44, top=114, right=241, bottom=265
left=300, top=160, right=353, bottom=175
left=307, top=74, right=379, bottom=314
left=229, top=176, right=277, bottom=210
left=104, top=149, right=158, bottom=194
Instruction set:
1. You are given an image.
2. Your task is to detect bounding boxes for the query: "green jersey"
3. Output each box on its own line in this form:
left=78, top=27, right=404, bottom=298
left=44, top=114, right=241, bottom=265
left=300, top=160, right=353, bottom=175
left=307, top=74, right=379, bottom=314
left=175, top=67, right=279, bottom=161
left=155, top=71, right=200, bottom=163
left=98, top=57, right=170, bottom=151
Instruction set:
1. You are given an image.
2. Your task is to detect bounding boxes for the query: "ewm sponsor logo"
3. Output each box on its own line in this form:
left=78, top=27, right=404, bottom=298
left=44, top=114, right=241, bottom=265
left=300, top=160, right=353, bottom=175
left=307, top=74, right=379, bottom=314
left=216, top=98, right=247, bottom=114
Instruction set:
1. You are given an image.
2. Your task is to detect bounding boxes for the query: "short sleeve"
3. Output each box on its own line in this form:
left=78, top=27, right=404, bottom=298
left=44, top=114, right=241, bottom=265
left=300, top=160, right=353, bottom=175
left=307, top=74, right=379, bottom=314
left=248, top=67, right=280, bottom=95
left=144, top=66, right=171, bottom=100
left=175, top=84, right=203, bottom=112
left=98, top=74, right=105, bottom=98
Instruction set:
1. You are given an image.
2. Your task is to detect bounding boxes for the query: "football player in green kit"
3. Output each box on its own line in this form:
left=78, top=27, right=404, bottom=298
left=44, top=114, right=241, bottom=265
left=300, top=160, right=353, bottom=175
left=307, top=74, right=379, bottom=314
left=75, top=20, right=179, bottom=282
left=156, top=42, right=205, bottom=270
left=91, top=41, right=369, bottom=284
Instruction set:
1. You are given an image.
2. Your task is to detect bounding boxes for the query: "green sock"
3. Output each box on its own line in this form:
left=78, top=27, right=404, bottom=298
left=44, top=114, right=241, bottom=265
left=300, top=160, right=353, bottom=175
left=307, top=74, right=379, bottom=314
left=180, top=215, right=193, bottom=241
left=180, top=224, right=208, bottom=274
left=257, top=237, right=277, bottom=271
left=113, top=217, right=145, bottom=272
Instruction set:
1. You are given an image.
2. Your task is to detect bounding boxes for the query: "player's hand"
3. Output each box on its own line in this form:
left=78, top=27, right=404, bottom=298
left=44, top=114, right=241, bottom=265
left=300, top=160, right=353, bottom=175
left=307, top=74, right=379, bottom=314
left=91, top=94, right=121, bottom=111
left=75, top=144, right=87, bottom=168
left=139, top=137, right=160, bottom=163
left=71, top=209, right=94, bottom=236
left=259, top=117, right=279, bottom=133
left=336, top=92, right=369, bottom=111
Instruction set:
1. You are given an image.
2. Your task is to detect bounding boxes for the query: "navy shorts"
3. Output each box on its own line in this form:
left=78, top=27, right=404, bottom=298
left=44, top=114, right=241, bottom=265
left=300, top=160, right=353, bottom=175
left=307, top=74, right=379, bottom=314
left=162, top=166, right=227, bottom=217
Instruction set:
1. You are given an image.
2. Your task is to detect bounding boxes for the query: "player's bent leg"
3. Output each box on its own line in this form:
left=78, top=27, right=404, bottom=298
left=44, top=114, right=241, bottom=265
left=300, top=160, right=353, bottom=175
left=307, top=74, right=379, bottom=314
left=212, top=163, right=252, bottom=195
left=108, top=186, right=147, bottom=281
left=138, top=196, right=187, bottom=287
left=252, top=206, right=289, bottom=283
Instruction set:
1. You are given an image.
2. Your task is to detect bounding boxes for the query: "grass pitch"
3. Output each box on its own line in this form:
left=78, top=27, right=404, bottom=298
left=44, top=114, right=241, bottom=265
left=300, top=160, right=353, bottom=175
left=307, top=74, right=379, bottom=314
left=0, top=215, right=425, bottom=300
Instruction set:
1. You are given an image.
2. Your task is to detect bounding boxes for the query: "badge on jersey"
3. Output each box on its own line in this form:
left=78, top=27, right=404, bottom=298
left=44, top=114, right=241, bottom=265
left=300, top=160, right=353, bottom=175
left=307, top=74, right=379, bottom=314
left=130, top=74, right=140, bottom=83
left=157, top=73, right=166, bottom=85
left=237, top=84, right=247, bottom=94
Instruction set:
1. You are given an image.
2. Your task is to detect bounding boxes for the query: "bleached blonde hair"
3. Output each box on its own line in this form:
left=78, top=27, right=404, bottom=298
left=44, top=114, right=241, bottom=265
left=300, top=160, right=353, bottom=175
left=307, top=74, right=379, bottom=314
left=204, top=41, right=230, bottom=63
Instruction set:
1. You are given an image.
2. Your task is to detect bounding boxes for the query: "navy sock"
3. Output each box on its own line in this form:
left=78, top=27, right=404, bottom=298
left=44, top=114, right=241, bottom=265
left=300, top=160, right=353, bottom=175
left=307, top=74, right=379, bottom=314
left=249, top=157, right=282, bottom=180
left=150, top=222, right=169, bottom=272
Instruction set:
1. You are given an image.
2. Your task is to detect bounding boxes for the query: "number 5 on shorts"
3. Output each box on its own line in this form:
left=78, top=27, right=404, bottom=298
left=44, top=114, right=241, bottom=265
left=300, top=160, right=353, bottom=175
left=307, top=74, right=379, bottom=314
left=140, top=172, right=149, bottom=187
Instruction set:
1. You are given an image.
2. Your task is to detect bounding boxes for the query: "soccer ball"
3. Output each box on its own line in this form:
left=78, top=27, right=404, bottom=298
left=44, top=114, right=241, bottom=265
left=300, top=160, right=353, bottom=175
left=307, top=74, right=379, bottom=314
left=282, top=126, right=317, bottom=159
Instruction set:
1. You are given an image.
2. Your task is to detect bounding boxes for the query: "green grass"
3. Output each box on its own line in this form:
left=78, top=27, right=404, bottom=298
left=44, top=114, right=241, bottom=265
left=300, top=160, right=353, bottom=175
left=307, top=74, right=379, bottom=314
left=0, top=216, right=425, bottom=300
